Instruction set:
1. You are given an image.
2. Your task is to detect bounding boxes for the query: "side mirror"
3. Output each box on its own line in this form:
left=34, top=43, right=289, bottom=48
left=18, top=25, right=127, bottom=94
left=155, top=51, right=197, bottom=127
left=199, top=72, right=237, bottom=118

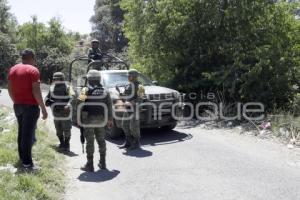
left=152, top=81, right=158, bottom=85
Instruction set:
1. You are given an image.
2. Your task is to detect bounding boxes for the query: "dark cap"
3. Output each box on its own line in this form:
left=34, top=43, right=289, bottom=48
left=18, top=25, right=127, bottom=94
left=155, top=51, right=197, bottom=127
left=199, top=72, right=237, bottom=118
left=21, top=48, right=35, bottom=60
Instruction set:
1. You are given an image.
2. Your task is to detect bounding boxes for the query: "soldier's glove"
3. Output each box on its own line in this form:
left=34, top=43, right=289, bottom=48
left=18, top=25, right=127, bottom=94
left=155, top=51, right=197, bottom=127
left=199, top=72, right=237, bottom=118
left=64, top=105, right=71, bottom=112
left=45, top=99, right=54, bottom=107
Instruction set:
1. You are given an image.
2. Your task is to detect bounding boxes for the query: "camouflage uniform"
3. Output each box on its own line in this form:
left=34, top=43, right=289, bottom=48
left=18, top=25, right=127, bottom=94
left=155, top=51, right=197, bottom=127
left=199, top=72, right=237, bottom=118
left=120, top=69, right=145, bottom=150
left=54, top=111, right=72, bottom=136
left=45, top=72, right=75, bottom=151
left=88, top=48, right=103, bottom=61
left=88, top=39, right=103, bottom=63
left=82, top=114, right=107, bottom=156
left=78, top=70, right=112, bottom=172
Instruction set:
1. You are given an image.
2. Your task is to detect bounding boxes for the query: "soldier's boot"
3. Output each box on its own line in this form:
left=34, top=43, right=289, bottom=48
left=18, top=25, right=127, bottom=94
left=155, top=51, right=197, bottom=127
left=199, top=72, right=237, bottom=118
left=58, top=136, right=64, bottom=150
left=81, top=156, right=94, bottom=172
left=119, top=136, right=132, bottom=149
left=128, top=137, right=141, bottom=150
left=64, top=137, right=70, bottom=152
left=98, top=153, right=107, bottom=170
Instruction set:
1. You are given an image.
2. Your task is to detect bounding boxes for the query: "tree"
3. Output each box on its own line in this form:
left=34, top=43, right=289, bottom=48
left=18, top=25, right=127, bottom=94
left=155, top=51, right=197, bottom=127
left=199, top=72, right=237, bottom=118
left=0, top=0, right=17, bottom=37
left=122, top=0, right=300, bottom=111
left=90, top=0, right=127, bottom=52
left=17, top=17, right=76, bottom=82
left=0, top=0, right=17, bottom=85
left=0, top=33, right=17, bottom=84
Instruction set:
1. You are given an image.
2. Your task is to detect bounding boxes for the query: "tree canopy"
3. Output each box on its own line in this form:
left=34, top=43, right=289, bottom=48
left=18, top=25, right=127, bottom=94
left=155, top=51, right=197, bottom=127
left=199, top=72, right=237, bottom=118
left=122, top=0, right=300, bottom=111
left=91, top=0, right=127, bottom=52
left=16, top=17, right=78, bottom=82
left=0, top=0, right=17, bottom=84
left=0, top=0, right=82, bottom=84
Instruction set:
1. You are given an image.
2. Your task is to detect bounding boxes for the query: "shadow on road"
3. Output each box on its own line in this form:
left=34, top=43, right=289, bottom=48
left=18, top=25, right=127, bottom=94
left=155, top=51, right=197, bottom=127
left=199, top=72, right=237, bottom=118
left=108, top=128, right=193, bottom=147
left=50, top=145, right=79, bottom=157
left=123, top=148, right=153, bottom=158
left=78, top=169, right=120, bottom=182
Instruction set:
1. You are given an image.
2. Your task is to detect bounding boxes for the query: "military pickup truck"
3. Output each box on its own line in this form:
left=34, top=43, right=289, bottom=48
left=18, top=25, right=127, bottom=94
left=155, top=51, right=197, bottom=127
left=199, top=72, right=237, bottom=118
left=69, top=56, right=184, bottom=138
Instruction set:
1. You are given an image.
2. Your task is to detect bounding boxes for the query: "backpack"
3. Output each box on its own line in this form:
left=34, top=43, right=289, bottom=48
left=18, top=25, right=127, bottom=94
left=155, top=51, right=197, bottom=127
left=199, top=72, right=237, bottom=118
left=48, top=83, right=70, bottom=110
left=51, top=83, right=68, bottom=100
left=83, top=84, right=108, bottom=116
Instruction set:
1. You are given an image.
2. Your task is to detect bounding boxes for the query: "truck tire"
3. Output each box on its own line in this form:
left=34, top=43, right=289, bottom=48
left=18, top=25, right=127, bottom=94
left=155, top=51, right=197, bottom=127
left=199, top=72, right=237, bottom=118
left=161, top=123, right=177, bottom=131
left=106, top=121, right=123, bottom=139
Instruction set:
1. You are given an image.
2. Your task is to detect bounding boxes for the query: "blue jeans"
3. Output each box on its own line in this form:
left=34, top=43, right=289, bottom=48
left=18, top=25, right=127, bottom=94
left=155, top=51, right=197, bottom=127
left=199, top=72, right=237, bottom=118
left=14, top=104, right=40, bottom=166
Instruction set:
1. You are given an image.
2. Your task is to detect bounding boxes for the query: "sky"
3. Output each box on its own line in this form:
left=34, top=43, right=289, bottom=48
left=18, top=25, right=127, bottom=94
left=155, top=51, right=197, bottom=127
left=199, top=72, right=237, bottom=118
left=7, top=0, right=95, bottom=34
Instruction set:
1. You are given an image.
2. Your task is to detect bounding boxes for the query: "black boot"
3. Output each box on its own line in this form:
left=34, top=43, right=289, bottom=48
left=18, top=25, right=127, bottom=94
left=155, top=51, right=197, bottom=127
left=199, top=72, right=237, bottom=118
left=129, top=137, right=141, bottom=150
left=81, top=156, right=94, bottom=172
left=119, top=136, right=132, bottom=149
left=64, top=137, right=70, bottom=152
left=58, top=136, right=64, bottom=150
left=98, top=153, right=107, bottom=170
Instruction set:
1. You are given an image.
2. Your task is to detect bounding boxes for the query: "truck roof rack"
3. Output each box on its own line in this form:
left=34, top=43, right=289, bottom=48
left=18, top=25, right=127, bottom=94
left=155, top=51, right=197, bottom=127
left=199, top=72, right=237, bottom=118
left=68, top=54, right=129, bottom=82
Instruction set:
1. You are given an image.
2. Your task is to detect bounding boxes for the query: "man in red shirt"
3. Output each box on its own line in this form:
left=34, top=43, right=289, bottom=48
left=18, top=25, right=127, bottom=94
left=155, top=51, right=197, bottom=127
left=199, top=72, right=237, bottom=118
left=8, top=49, right=48, bottom=171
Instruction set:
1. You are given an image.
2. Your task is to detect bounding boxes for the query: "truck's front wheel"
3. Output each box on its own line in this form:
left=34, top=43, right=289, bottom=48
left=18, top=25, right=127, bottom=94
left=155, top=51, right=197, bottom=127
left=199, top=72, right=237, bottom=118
left=161, top=122, right=177, bottom=131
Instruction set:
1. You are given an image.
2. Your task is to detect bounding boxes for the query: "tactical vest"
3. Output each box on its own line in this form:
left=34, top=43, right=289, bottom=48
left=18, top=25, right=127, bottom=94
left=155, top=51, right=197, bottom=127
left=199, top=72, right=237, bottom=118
left=50, top=83, right=70, bottom=105
left=123, top=81, right=140, bottom=101
left=89, top=48, right=103, bottom=61
left=83, top=85, right=108, bottom=116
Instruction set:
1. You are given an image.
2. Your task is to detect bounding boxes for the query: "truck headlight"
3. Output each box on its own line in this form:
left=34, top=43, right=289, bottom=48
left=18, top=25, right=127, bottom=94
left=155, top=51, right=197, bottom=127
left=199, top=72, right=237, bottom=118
left=173, top=92, right=180, bottom=99
left=179, top=93, right=185, bottom=102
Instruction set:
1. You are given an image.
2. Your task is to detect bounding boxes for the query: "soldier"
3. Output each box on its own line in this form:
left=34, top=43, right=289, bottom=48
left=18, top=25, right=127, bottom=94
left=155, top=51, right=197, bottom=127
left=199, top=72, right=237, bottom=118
left=45, top=72, right=75, bottom=152
left=119, top=69, right=145, bottom=150
left=88, top=39, right=103, bottom=63
left=78, top=70, right=113, bottom=172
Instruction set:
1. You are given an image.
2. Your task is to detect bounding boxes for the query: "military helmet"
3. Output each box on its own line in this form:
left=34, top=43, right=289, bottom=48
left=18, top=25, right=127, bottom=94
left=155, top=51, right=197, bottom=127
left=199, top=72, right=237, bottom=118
left=87, top=70, right=101, bottom=80
left=53, top=72, right=65, bottom=80
left=91, top=39, right=100, bottom=44
left=128, top=69, right=139, bottom=78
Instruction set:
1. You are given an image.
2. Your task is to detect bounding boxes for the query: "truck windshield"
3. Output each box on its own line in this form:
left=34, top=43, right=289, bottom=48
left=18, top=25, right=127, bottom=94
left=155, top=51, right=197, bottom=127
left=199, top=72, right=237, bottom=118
left=102, top=72, right=153, bottom=88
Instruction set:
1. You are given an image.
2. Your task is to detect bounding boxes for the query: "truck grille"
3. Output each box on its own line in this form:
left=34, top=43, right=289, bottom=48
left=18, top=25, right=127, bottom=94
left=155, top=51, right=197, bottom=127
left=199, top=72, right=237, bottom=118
left=148, top=93, right=174, bottom=101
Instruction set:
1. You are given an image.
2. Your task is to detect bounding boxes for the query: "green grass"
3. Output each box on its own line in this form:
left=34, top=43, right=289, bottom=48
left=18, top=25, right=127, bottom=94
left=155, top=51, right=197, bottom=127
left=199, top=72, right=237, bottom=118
left=270, top=113, right=300, bottom=140
left=0, top=107, right=65, bottom=200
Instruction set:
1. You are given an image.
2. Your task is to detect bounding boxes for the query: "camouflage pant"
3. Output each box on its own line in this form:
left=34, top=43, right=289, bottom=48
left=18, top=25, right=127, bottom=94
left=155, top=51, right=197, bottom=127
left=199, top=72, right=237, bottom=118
left=83, top=114, right=106, bottom=157
left=122, top=110, right=140, bottom=139
left=53, top=111, right=72, bottom=139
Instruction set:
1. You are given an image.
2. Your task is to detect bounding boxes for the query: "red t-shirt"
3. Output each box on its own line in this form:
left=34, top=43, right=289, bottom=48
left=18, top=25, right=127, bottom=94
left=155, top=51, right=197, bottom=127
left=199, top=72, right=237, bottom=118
left=8, top=64, right=40, bottom=105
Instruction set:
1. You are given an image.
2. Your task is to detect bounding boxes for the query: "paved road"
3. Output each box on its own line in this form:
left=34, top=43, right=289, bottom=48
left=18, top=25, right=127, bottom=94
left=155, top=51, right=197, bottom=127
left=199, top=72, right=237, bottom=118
left=0, top=89, right=13, bottom=108
left=63, top=125, right=300, bottom=200
left=1, top=89, right=300, bottom=200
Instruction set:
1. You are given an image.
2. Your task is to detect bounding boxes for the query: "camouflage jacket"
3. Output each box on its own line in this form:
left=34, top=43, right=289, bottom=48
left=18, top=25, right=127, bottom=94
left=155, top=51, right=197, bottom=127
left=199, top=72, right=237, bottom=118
left=121, top=81, right=145, bottom=103
left=45, top=83, right=75, bottom=113
left=88, top=48, right=103, bottom=62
